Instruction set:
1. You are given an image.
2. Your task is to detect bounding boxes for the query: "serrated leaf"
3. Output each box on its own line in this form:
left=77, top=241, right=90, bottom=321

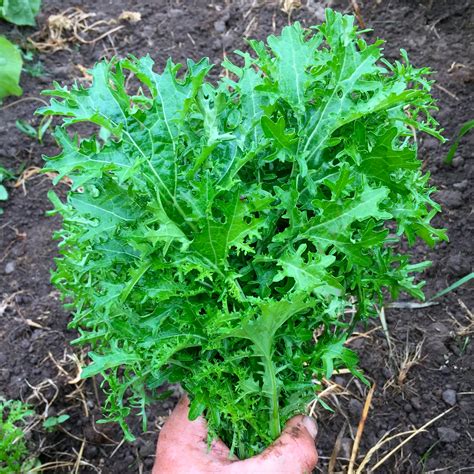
left=82, top=349, right=141, bottom=378
left=191, top=189, right=270, bottom=266
left=304, top=184, right=391, bottom=238
left=274, top=244, right=343, bottom=296
left=266, top=22, right=321, bottom=110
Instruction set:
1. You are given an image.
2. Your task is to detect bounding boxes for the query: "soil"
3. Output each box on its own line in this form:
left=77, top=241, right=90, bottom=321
left=1, top=0, right=473, bottom=473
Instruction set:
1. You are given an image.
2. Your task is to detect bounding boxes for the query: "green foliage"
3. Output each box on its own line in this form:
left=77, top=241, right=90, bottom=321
left=0, top=166, right=13, bottom=216
left=22, top=50, right=47, bottom=78
left=0, top=36, right=22, bottom=100
left=444, top=119, right=474, bottom=164
left=0, top=0, right=41, bottom=26
left=0, top=400, right=37, bottom=473
left=429, top=272, right=474, bottom=301
left=40, top=10, right=446, bottom=458
left=16, top=116, right=52, bottom=142
left=43, top=414, right=70, bottom=429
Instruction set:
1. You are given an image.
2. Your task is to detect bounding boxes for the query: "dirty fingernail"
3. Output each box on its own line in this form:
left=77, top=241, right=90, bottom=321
left=302, top=416, right=318, bottom=439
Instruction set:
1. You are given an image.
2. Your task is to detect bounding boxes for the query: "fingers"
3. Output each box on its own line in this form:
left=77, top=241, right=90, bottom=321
left=163, top=396, right=233, bottom=458
left=160, top=394, right=208, bottom=441
left=156, top=397, right=318, bottom=474
left=230, top=415, right=318, bottom=474
left=154, top=394, right=234, bottom=473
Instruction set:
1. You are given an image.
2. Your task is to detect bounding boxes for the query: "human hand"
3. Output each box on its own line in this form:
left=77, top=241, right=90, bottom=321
left=152, top=395, right=318, bottom=474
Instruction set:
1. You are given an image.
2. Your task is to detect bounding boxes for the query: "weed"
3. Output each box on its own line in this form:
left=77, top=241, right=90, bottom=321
left=0, top=399, right=38, bottom=473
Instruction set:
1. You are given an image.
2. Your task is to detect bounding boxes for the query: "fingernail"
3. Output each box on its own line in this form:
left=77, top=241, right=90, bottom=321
left=302, top=416, right=318, bottom=439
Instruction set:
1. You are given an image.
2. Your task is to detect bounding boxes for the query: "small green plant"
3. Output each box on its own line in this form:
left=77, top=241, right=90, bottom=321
left=41, top=9, right=446, bottom=457
left=22, top=50, right=47, bottom=78
left=0, top=0, right=41, bottom=26
left=444, top=119, right=474, bottom=164
left=0, top=166, right=14, bottom=216
left=0, top=36, right=22, bottom=101
left=42, top=414, right=69, bottom=430
left=16, top=117, right=52, bottom=143
left=0, top=400, right=37, bottom=473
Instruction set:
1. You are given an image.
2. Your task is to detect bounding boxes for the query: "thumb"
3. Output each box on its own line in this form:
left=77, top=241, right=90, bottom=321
left=234, top=415, right=318, bottom=474
left=283, top=415, right=318, bottom=440
left=277, top=415, right=318, bottom=471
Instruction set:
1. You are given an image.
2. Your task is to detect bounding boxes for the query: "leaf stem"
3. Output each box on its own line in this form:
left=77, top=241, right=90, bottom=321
left=261, top=352, right=281, bottom=440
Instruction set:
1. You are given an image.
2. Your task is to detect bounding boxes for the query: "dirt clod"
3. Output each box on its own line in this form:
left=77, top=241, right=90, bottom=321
left=436, top=190, right=464, bottom=209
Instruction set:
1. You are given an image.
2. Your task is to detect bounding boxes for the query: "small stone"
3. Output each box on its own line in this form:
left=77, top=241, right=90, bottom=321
left=4, top=261, right=16, bottom=274
left=442, top=389, right=457, bottom=406
left=451, top=156, right=464, bottom=168
left=403, top=403, right=412, bottom=413
left=437, top=427, right=461, bottom=443
left=214, top=19, right=226, bottom=33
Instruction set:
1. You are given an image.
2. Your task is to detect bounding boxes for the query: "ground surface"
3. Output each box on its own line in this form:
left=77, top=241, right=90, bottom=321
left=0, top=0, right=473, bottom=472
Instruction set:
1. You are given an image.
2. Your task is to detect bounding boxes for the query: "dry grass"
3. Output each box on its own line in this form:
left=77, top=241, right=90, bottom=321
left=348, top=384, right=376, bottom=474
left=451, top=299, right=474, bottom=337
left=28, top=7, right=126, bottom=53
left=280, top=0, right=302, bottom=15
left=14, top=166, right=72, bottom=194
left=383, top=336, right=424, bottom=393
left=356, top=407, right=454, bottom=472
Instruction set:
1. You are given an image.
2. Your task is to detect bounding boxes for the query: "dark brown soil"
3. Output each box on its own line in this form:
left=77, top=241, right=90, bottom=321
left=1, top=1, right=472, bottom=473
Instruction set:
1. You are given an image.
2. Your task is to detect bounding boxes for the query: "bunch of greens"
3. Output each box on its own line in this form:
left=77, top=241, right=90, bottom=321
left=0, top=400, right=37, bottom=473
left=41, top=9, right=446, bottom=458
left=0, top=0, right=41, bottom=26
